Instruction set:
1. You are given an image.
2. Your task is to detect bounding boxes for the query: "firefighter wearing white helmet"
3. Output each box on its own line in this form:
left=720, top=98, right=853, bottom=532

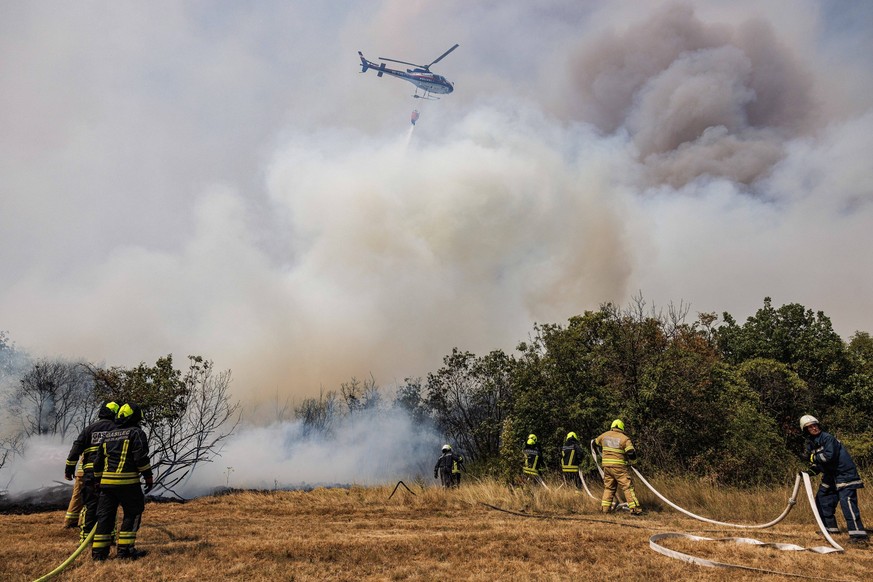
left=799, top=415, right=819, bottom=430
left=801, top=415, right=868, bottom=544
left=434, top=444, right=464, bottom=488
left=594, top=419, right=642, bottom=515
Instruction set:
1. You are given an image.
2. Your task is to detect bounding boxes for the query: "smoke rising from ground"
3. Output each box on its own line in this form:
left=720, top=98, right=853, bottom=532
left=178, top=408, right=440, bottom=496
left=0, top=435, right=68, bottom=493
left=0, top=410, right=440, bottom=497
left=1, top=1, right=872, bottom=410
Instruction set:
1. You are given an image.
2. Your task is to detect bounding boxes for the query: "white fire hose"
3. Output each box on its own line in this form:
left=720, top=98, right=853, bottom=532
left=587, top=440, right=848, bottom=577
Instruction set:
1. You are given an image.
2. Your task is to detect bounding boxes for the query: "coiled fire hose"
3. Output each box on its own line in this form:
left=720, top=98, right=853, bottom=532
left=32, top=525, right=96, bottom=582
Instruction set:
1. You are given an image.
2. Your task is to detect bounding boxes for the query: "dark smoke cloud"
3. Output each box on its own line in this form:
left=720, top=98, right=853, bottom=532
left=556, top=2, right=817, bottom=188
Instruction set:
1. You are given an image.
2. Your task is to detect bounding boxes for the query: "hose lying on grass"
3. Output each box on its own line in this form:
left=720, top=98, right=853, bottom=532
left=586, top=442, right=849, bottom=578
left=33, top=524, right=96, bottom=582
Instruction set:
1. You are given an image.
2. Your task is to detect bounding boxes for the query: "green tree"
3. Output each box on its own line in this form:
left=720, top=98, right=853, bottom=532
left=425, top=348, right=514, bottom=463
left=736, top=357, right=812, bottom=455
left=90, top=355, right=240, bottom=498
left=393, top=377, right=429, bottom=427
left=90, top=355, right=189, bottom=426
left=829, top=332, right=873, bottom=466
left=511, top=311, right=612, bottom=473
left=717, top=297, right=852, bottom=410
left=715, top=365, right=792, bottom=485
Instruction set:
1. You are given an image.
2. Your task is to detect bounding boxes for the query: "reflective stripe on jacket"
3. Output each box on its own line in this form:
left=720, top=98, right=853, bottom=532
left=523, top=446, right=542, bottom=475
left=561, top=442, right=583, bottom=472
left=805, top=431, right=863, bottom=489
left=95, top=427, right=152, bottom=486
left=66, top=418, right=117, bottom=477
left=595, top=429, right=635, bottom=466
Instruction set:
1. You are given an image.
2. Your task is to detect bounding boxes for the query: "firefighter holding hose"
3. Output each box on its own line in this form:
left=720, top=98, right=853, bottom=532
left=594, top=419, right=642, bottom=515
left=560, top=431, right=585, bottom=489
left=801, top=414, right=868, bottom=545
left=522, top=434, right=545, bottom=484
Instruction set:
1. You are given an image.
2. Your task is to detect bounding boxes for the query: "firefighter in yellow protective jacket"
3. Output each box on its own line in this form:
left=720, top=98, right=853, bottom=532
left=594, top=419, right=642, bottom=515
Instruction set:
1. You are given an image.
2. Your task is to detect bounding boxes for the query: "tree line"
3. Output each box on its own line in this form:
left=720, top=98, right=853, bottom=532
left=3, top=295, right=872, bottom=490
left=394, top=296, right=873, bottom=485
left=0, top=336, right=238, bottom=498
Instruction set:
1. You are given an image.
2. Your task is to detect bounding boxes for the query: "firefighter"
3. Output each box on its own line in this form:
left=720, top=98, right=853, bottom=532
left=800, top=415, right=868, bottom=545
left=451, top=451, right=466, bottom=487
left=594, top=419, right=642, bottom=515
left=560, top=431, right=584, bottom=489
left=64, top=401, right=119, bottom=542
left=523, top=434, right=545, bottom=483
left=63, top=457, right=85, bottom=529
left=92, top=403, right=153, bottom=560
left=434, top=444, right=463, bottom=488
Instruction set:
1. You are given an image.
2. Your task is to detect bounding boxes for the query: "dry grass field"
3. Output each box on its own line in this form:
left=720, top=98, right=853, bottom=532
left=2, top=477, right=872, bottom=581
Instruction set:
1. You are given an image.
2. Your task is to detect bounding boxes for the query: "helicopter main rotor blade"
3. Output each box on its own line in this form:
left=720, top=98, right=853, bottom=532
left=378, top=57, right=422, bottom=68
left=427, top=44, right=459, bottom=68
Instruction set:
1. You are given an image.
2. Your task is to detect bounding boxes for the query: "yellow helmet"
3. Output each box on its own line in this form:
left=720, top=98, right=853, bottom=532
left=611, top=419, right=625, bottom=431
left=565, top=432, right=578, bottom=442
left=527, top=434, right=537, bottom=445
left=117, top=403, right=142, bottom=426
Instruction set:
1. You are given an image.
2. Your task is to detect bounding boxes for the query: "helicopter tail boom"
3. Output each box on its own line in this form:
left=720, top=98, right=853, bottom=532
left=358, top=51, right=387, bottom=77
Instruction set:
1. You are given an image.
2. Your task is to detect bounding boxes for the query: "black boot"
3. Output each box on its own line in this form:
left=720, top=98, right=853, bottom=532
left=92, top=548, right=110, bottom=561
left=117, top=546, right=148, bottom=560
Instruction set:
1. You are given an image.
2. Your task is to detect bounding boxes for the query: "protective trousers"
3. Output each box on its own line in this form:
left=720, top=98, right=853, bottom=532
left=601, top=465, right=640, bottom=513
left=816, top=481, right=867, bottom=538
left=562, top=471, right=582, bottom=489
left=79, top=477, right=101, bottom=544
left=439, top=469, right=454, bottom=488
left=92, top=484, right=144, bottom=559
left=64, top=475, right=85, bottom=527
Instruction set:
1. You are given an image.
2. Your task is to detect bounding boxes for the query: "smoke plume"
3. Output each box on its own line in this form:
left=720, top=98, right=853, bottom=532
left=1, top=0, right=871, bottom=412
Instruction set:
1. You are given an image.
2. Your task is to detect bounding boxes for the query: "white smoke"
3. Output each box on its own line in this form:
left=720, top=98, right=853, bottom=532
left=178, top=408, right=440, bottom=496
left=1, top=434, right=68, bottom=493
left=0, top=0, right=872, bottom=409
left=0, top=409, right=442, bottom=496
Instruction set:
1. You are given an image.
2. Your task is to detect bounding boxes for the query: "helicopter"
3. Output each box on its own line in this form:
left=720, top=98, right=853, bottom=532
left=358, top=44, right=458, bottom=100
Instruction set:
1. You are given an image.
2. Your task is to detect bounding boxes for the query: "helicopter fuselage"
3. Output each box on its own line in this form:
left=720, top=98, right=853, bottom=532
left=358, top=52, right=454, bottom=97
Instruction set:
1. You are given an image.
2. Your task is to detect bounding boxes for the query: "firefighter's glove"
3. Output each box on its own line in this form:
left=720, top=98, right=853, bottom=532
left=143, top=476, right=154, bottom=493
left=64, top=468, right=74, bottom=481
left=433, top=472, right=438, bottom=479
